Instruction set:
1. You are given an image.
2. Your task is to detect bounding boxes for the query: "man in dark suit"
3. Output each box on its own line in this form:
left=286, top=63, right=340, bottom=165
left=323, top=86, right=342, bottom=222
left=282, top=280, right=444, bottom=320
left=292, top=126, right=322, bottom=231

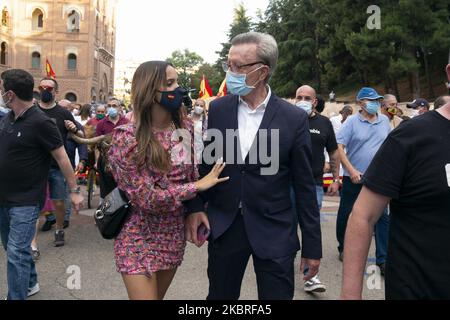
left=185, top=32, right=322, bottom=300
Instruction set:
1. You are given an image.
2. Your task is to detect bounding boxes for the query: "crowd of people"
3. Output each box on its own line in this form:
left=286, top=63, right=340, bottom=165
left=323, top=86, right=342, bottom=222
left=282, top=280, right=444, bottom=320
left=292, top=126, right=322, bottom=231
left=0, top=31, right=449, bottom=301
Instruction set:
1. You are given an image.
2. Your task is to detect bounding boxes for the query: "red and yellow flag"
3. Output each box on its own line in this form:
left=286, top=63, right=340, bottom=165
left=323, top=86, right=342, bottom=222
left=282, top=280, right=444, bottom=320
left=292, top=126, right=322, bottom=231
left=216, top=78, right=227, bottom=97
left=199, top=75, right=213, bottom=99
left=46, top=58, right=56, bottom=79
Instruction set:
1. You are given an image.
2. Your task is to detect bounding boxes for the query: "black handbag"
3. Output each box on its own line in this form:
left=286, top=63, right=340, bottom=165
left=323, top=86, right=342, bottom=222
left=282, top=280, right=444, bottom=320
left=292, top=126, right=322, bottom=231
left=94, top=188, right=131, bottom=240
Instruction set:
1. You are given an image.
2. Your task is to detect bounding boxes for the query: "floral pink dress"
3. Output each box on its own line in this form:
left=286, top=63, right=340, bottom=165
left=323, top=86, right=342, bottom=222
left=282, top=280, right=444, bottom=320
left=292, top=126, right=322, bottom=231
left=108, top=121, right=198, bottom=276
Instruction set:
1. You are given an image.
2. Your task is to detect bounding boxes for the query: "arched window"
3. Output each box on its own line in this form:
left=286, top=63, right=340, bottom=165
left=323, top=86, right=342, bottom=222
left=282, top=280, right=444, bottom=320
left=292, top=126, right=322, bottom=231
left=2, top=7, right=9, bottom=27
left=67, top=10, right=80, bottom=32
left=68, top=53, right=77, bottom=70
left=65, top=92, right=77, bottom=102
left=32, top=8, right=44, bottom=30
left=31, top=52, right=41, bottom=69
left=1, top=42, right=7, bottom=65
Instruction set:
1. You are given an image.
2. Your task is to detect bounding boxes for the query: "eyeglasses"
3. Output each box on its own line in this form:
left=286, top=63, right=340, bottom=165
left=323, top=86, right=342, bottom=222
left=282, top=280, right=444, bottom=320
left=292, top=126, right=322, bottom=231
left=222, top=61, right=265, bottom=73
left=38, top=86, right=54, bottom=92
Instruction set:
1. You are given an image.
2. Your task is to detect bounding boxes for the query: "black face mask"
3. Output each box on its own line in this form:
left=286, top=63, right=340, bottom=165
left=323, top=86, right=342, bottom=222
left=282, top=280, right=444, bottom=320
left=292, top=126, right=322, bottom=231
left=158, top=87, right=189, bottom=113
left=41, top=90, right=54, bottom=103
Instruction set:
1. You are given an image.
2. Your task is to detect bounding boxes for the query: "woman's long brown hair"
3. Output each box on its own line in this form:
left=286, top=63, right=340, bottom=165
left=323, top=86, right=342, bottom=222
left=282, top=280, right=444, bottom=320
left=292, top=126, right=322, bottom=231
left=132, top=61, right=185, bottom=172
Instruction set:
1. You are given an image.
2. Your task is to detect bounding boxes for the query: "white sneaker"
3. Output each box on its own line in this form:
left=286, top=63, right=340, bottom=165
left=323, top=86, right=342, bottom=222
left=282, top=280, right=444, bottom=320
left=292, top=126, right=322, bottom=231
left=304, top=276, right=327, bottom=293
left=27, top=283, right=40, bottom=297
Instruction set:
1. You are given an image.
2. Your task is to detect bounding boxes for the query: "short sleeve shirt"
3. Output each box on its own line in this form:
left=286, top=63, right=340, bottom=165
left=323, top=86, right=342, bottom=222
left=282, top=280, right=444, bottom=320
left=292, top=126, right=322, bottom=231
left=0, top=106, right=63, bottom=206
left=363, top=111, right=450, bottom=299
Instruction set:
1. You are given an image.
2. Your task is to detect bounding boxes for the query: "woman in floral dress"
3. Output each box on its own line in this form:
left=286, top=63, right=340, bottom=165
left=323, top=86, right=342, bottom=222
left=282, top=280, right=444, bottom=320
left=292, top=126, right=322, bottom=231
left=108, top=61, right=228, bottom=300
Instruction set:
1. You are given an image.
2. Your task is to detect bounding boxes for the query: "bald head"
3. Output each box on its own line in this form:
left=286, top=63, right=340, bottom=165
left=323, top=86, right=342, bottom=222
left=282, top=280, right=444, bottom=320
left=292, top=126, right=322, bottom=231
left=295, top=85, right=317, bottom=108
left=296, top=85, right=317, bottom=99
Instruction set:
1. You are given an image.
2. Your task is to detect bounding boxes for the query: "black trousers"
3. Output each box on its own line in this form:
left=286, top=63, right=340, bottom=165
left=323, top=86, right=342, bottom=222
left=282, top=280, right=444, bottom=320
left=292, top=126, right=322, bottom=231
left=207, top=213, right=296, bottom=300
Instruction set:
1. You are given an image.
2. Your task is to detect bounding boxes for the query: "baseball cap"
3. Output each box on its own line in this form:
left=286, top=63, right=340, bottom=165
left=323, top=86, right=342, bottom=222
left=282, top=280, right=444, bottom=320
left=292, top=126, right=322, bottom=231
left=406, top=98, right=430, bottom=109
left=356, top=87, right=383, bottom=101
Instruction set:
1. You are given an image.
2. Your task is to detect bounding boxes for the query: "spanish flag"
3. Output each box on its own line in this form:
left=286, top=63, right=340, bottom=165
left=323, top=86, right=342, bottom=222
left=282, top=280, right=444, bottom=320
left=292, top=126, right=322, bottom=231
left=199, top=75, right=213, bottom=99
left=46, top=58, right=56, bottom=79
left=216, top=78, right=227, bottom=97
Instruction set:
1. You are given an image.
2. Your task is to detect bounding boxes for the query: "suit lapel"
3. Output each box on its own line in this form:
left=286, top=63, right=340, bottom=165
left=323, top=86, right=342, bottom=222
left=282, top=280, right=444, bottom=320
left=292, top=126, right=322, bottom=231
left=245, top=94, right=279, bottom=164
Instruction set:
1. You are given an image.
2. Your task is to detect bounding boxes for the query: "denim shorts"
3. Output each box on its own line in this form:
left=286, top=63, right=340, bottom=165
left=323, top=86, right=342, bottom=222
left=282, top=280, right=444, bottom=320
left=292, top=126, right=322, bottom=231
left=48, top=168, right=67, bottom=201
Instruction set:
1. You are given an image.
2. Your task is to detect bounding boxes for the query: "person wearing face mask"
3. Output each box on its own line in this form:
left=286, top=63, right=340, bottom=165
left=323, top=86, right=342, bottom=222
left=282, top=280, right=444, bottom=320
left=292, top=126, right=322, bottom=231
left=191, top=99, right=208, bottom=163
left=40, top=98, right=87, bottom=232
left=108, top=61, right=228, bottom=300
left=0, top=69, right=83, bottom=300
left=95, top=99, right=129, bottom=200
left=37, top=78, right=84, bottom=247
left=406, top=98, right=430, bottom=118
left=185, top=32, right=322, bottom=300
left=293, top=85, right=340, bottom=293
left=381, top=94, right=403, bottom=130
left=336, top=87, right=391, bottom=274
left=0, top=90, right=9, bottom=117
left=342, top=64, right=450, bottom=300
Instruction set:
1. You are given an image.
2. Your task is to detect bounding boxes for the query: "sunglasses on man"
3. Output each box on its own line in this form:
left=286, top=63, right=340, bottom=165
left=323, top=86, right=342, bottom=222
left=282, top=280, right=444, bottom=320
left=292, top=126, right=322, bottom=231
left=38, top=85, right=55, bottom=92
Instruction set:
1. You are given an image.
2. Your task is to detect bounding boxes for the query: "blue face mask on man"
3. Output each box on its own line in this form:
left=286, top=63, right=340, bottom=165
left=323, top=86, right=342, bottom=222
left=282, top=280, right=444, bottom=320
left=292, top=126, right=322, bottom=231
left=226, top=66, right=264, bottom=97
left=108, top=107, right=119, bottom=119
left=365, top=101, right=380, bottom=115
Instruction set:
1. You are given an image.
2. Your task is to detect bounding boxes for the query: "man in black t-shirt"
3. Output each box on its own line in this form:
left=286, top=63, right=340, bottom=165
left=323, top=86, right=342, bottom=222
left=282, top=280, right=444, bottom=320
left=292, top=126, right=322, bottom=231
left=293, top=85, right=341, bottom=293
left=37, top=77, right=83, bottom=247
left=341, top=64, right=450, bottom=300
left=0, top=69, right=83, bottom=300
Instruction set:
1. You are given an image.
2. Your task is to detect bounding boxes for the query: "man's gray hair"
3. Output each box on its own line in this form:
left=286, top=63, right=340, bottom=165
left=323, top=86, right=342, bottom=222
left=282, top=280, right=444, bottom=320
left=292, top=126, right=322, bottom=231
left=231, top=32, right=278, bottom=80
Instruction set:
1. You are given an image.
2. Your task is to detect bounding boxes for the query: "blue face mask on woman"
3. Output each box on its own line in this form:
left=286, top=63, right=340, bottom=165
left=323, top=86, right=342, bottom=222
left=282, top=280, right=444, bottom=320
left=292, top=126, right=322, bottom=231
left=226, top=66, right=263, bottom=97
left=158, top=87, right=188, bottom=113
left=365, top=101, right=380, bottom=115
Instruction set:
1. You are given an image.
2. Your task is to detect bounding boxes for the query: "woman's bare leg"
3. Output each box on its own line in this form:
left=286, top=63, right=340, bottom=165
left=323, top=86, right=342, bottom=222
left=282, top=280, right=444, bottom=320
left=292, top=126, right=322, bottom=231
left=121, top=274, right=158, bottom=300
left=156, top=268, right=178, bottom=300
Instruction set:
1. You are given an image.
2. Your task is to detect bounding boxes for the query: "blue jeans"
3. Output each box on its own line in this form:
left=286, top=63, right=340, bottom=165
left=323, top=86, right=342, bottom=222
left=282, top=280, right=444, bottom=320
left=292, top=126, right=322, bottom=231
left=46, top=169, right=71, bottom=223
left=336, top=176, right=389, bottom=265
left=0, top=206, right=40, bottom=300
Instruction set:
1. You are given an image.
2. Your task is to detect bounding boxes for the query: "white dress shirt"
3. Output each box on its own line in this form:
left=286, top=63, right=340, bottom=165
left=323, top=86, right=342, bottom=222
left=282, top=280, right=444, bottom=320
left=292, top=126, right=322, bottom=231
left=238, top=86, right=272, bottom=161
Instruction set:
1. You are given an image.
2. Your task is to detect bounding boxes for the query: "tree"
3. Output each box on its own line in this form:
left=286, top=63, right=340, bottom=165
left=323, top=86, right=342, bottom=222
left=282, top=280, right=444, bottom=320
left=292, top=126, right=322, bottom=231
left=214, top=3, right=253, bottom=80
left=190, top=63, right=224, bottom=99
left=166, top=49, right=204, bottom=89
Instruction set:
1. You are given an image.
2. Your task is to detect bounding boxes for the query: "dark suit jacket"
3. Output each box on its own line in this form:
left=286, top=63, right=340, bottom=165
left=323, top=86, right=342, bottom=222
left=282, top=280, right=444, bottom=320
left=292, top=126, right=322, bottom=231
left=185, top=93, right=322, bottom=260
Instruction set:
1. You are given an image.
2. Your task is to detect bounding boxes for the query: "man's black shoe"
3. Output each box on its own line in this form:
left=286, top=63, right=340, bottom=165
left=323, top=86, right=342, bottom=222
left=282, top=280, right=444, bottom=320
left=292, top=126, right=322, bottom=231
left=63, top=220, right=70, bottom=229
left=41, top=220, right=56, bottom=232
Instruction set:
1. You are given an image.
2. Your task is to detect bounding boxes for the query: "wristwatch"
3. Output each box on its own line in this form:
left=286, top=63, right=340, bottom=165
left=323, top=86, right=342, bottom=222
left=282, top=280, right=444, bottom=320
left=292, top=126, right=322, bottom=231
left=70, top=186, right=81, bottom=194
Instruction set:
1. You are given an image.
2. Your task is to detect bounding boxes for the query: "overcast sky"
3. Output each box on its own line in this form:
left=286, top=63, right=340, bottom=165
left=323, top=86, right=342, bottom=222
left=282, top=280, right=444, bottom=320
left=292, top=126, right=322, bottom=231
left=115, top=0, right=269, bottom=64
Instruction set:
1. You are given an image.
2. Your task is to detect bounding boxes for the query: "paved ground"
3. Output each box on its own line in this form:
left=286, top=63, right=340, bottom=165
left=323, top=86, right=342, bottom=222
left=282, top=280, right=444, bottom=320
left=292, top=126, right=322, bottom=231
left=0, top=193, right=385, bottom=300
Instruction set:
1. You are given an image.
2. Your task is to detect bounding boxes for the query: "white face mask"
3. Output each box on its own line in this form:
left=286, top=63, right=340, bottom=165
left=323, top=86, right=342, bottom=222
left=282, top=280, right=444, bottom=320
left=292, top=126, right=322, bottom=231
left=296, top=101, right=313, bottom=115
left=410, top=109, right=420, bottom=118
left=0, top=91, right=11, bottom=112
left=194, top=106, right=204, bottom=115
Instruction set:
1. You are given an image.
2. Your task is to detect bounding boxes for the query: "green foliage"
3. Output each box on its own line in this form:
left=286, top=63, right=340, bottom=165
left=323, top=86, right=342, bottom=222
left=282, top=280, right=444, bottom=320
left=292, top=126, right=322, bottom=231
left=166, top=49, right=204, bottom=89
left=255, top=0, right=450, bottom=99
